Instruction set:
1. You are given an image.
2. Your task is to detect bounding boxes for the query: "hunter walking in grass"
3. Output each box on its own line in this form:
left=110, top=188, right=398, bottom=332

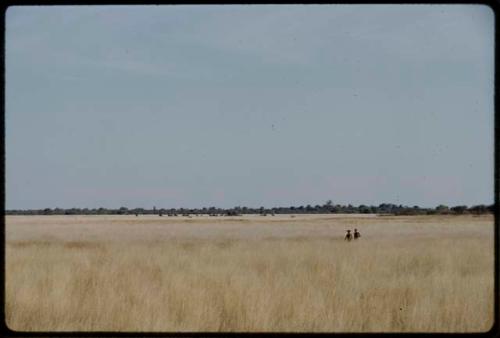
left=354, top=229, right=361, bottom=239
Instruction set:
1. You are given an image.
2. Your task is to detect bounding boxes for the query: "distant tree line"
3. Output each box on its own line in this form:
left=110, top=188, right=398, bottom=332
left=5, top=201, right=495, bottom=216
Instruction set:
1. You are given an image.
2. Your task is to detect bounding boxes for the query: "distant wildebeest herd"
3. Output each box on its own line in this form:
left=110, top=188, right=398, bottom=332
left=133, top=212, right=362, bottom=241
left=134, top=212, right=281, bottom=217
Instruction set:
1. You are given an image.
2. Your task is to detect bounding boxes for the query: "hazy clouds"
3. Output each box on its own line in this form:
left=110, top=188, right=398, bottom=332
left=6, top=5, right=494, bottom=209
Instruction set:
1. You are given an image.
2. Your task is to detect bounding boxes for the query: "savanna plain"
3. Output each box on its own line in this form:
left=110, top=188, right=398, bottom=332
left=5, top=214, right=494, bottom=332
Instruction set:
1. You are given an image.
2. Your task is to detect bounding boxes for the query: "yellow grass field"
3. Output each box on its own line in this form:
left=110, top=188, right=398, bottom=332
left=5, top=214, right=494, bottom=332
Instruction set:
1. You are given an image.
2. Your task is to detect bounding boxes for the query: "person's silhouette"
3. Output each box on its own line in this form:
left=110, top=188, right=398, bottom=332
left=344, top=230, right=352, bottom=241
left=354, top=228, right=361, bottom=239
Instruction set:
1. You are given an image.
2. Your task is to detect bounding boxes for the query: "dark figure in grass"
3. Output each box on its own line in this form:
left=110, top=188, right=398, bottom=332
left=344, top=230, right=353, bottom=241
left=354, top=228, right=361, bottom=239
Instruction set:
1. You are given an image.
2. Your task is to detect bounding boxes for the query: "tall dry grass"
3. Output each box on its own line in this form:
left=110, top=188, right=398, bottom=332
left=5, top=215, right=494, bottom=332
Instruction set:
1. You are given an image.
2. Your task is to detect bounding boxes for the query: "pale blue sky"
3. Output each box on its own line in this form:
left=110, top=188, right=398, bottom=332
left=6, top=5, right=495, bottom=209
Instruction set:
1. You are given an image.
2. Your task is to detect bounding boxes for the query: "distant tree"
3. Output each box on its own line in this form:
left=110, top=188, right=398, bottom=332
left=64, top=208, right=80, bottom=215
left=469, top=205, right=489, bottom=215
left=359, top=205, right=370, bottom=214
left=118, top=207, right=128, bottom=215
left=435, top=205, right=449, bottom=214
left=451, top=205, right=468, bottom=214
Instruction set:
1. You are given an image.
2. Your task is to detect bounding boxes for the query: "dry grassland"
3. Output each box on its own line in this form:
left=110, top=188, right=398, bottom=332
left=5, top=214, right=494, bottom=332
